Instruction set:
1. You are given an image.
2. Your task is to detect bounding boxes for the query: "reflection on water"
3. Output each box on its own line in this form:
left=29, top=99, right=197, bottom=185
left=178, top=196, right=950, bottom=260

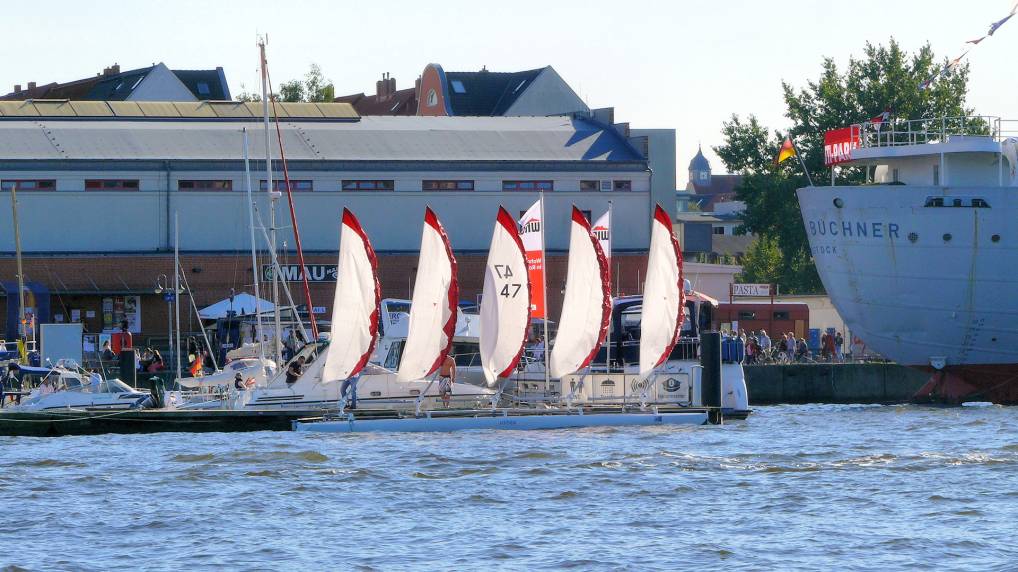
left=1, top=404, right=1016, bottom=570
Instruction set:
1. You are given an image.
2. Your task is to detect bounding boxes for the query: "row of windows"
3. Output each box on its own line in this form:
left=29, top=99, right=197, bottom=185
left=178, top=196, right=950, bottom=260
left=2, top=178, right=636, bottom=192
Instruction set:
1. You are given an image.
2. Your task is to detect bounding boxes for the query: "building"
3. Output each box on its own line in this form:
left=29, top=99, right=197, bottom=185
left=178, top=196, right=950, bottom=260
left=2, top=63, right=231, bottom=102
left=686, top=146, right=743, bottom=211
left=0, top=101, right=667, bottom=342
left=334, top=72, right=418, bottom=116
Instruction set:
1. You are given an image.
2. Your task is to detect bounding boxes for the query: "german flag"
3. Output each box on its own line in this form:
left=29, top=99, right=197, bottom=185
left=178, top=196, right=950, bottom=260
left=774, top=137, right=796, bottom=165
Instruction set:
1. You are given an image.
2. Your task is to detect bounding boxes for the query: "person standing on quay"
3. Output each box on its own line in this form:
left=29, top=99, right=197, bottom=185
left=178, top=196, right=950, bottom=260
left=835, top=332, right=845, bottom=362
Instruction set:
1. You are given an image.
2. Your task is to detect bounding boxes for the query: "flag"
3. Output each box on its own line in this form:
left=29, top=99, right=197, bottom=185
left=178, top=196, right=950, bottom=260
left=775, top=137, right=796, bottom=165
left=988, top=12, right=1014, bottom=35
left=592, top=210, right=611, bottom=265
left=870, top=109, right=891, bottom=132
left=517, top=200, right=546, bottom=319
left=967, top=36, right=986, bottom=45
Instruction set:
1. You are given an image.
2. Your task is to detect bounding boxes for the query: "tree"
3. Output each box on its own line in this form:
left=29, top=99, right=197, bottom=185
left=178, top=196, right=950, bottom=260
left=279, top=64, right=334, bottom=103
left=737, top=236, right=783, bottom=285
left=715, top=39, right=976, bottom=293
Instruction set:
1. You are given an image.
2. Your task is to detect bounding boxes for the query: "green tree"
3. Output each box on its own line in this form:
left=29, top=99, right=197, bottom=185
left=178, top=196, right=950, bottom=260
left=279, top=64, right=334, bottom=103
left=736, top=236, right=783, bottom=285
left=715, top=38, right=976, bottom=293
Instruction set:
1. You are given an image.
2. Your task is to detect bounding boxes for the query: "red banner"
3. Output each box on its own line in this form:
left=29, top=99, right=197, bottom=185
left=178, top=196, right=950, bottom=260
left=824, top=127, right=860, bottom=166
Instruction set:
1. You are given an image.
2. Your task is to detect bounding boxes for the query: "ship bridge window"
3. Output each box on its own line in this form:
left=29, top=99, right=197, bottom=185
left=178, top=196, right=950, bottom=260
left=924, top=196, right=990, bottom=208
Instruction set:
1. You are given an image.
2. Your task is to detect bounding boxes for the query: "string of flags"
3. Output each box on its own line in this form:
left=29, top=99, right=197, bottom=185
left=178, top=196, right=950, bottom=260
left=920, top=1, right=1018, bottom=90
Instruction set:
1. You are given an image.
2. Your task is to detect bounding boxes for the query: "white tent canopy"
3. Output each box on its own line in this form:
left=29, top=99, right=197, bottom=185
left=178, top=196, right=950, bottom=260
left=198, top=293, right=275, bottom=320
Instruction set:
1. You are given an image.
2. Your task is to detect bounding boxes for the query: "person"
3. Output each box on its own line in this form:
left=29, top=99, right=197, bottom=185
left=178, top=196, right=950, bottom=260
left=234, top=373, right=246, bottom=391
left=88, top=369, right=102, bottom=392
left=786, top=333, right=796, bottom=362
left=286, top=356, right=305, bottom=386
left=835, top=332, right=845, bottom=362
left=438, top=354, right=456, bottom=407
left=820, top=332, right=830, bottom=361
left=147, top=350, right=165, bottom=373
left=139, top=347, right=154, bottom=371
left=823, top=332, right=836, bottom=362
left=758, top=330, right=772, bottom=362
left=100, top=341, right=115, bottom=362
left=4, top=364, right=22, bottom=406
left=202, top=350, right=215, bottom=375
left=531, top=336, right=545, bottom=361
left=796, top=338, right=809, bottom=362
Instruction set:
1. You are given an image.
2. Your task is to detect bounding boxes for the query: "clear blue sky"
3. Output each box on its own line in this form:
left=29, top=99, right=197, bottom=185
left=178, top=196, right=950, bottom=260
left=3, top=0, right=1015, bottom=186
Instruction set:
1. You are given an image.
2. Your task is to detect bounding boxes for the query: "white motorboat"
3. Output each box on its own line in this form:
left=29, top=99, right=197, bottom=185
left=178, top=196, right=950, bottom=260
left=5, top=362, right=152, bottom=412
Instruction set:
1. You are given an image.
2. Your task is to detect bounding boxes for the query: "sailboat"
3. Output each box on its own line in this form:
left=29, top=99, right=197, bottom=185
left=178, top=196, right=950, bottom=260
left=293, top=206, right=713, bottom=433
left=224, top=209, right=491, bottom=411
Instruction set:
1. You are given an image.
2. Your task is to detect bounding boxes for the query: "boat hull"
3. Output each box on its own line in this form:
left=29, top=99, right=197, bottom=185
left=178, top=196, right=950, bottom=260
left=797, top=184, right=1018, bottom=403
left=293, top=410, right=709, bottom=433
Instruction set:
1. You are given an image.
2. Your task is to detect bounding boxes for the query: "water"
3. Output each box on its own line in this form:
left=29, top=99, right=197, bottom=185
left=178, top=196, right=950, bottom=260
left=1, top=404, right=1017, bottom=571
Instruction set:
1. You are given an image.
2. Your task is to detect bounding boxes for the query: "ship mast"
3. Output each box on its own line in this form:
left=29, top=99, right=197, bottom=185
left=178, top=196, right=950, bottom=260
left=259, top=37, right=283, bottom=365
left=8, top=184, right=27, bottom=354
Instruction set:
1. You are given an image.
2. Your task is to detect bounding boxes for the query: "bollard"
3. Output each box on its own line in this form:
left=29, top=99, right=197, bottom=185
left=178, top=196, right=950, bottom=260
left=119, top=350, right=137, bottom=387
left=700, top=332, right=723, bottom=423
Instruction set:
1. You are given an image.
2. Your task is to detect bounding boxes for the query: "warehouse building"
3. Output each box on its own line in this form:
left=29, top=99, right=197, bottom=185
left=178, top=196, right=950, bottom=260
left=0, top=99, right=675, bottom=342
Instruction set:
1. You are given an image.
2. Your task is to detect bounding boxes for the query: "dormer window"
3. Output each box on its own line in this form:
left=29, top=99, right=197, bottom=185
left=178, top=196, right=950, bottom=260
left=426, top=89, right=438, bottom=107
left=450, top=80, right=466, bottom=94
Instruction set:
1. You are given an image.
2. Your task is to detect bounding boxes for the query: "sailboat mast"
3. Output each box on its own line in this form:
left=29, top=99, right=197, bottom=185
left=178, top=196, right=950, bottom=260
left=8, top=185, right=27, bottom=347
left=539, top=192, right=550, bottom=389
left=243, top=128, right=266, bottom=362
left=259, top=37, right=283, bottom=365
left=174, top=213, right=182, bottom=380
left=605, top=200, right=613, bottom=372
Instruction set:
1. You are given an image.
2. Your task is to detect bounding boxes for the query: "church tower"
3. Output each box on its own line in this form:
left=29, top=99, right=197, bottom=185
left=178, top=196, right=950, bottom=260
left=688, top=145, right=711, bottom=188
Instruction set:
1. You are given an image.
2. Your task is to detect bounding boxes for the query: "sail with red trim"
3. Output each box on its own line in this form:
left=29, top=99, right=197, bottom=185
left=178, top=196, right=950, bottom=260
left=548, top=206, right=611, bottom=379
left=480, top=207, right=532, bottom=386
left=397, top=207, right=459, bottom=382
left=639, top=204, right=685, bottom=375
left=323, top=208, right=381, bottom=381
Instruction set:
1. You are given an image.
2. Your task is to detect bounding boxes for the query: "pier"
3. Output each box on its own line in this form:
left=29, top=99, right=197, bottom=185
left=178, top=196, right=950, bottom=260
left=744, top=363, right=927, bottom=405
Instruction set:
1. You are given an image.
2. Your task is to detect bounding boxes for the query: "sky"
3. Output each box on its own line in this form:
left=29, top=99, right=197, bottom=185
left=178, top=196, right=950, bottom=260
left=3, top=0, right=1015, bottom=187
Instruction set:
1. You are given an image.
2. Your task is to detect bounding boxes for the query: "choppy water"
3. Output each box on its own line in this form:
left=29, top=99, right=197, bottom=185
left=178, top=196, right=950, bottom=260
left=1, top=404, right=1017, bottom=571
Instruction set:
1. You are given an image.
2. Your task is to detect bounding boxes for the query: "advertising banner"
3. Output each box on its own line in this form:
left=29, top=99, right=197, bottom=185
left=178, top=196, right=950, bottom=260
left=824, top=127, right=861, bottom=166
left=518, top=200, right=546, bottom=319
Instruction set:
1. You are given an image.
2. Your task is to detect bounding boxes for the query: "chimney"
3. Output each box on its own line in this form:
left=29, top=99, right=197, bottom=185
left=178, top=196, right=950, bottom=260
left=388, top=76, right=396, bottom=95
left=376, top=78, right=384, bottom=99
left=103, top=63, right=121, bottom=76
left=415, top=77, right=421, bottom=98
left=14, top=84, right=21, bottom=93
left=27, top=81, right=36, bottom=90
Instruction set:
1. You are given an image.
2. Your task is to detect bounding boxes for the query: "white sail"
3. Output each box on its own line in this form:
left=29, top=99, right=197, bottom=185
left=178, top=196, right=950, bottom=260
left=397, top=207, right=459, bottom=382
left=592, top=209, right=611, bottom=263
left=480, top=207, right=532, bottom=386
left=639, top=205, right=685, bottom=375
left=548, top=206, right=611, bottom=379
left=323, top=209, right=381, bottom=381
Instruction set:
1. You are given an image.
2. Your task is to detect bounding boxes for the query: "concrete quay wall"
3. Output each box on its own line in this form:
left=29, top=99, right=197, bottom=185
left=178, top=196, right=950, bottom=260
left=745, top=363, right=928, bottom=405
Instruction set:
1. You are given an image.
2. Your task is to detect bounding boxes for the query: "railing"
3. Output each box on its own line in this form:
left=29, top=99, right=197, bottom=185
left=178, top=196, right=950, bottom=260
left=853, top=115, right=1017, bottom=148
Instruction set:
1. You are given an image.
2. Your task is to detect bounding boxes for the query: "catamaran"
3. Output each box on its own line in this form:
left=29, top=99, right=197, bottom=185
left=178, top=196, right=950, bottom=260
left=293, top=204, right=719, bottom=433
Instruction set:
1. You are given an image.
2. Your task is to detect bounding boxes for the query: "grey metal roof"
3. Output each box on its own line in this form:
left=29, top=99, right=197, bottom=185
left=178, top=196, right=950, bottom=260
left=0, top=115, right=645, bottom=163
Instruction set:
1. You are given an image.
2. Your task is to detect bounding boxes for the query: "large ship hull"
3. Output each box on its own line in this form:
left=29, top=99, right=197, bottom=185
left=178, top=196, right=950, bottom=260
left=797, top=184, right=1018, bottom=403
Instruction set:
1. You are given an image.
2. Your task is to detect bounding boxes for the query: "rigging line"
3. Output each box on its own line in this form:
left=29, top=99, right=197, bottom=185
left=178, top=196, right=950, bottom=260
left=251, top=193, right=310, bottom=346
left=176, top=259, right=219, bottom=371
left=265, top=66, right=319, bottom=340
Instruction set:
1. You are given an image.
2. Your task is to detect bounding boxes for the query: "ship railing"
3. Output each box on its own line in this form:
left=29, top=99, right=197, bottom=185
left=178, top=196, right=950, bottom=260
left=853, top=115, right=1014, bottom=148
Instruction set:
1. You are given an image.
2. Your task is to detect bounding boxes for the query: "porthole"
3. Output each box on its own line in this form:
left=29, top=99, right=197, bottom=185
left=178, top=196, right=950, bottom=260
left=833, top=198, right=844, bottom=208
left=992, top=234, right=1001, bottom=243
left=908, top=232, right=919, bottom=243
left=943, top=233, right=952, bottom=242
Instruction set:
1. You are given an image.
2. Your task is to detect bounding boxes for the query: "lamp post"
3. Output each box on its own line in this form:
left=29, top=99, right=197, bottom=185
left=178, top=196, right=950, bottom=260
left=155, top=275, right=183, bottom=377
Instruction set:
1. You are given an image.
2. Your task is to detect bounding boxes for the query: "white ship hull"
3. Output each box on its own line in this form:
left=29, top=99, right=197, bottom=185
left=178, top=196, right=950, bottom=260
left=798, top=184, right=1018, bottom=401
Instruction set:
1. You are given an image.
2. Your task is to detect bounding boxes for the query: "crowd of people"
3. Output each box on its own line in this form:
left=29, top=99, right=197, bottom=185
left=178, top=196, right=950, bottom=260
left=725, top=329, right=845, bottom=364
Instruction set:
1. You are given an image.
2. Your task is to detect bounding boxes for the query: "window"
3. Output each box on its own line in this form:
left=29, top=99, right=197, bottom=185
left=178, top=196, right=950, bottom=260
left=2, top=180, right=55, bottom=191
left=502, top=180, right=553, bottom=192
left=423, top=180, right=474, bottom=191
left=580, top=180, right=599, bottom=191
left=737, top=311, right=756, bottom=320
left=712, top=226, right=725, bottom=235
left=773, top=311, right=790, bottom=320
left=178, top=180, right=232, bottom=191
left=613, top=180, right=632, bottom=191
left=342, top=180, right=394, bottom=191
left=85, top=179, right=139, bottom=190
left=197, top=81, right=210, bottom=95
left=925, top=197, right=944, bottom=207
left=972, top=198, right=990, bottom=208
left=426, top=89, right=438, bottom=107
left=260, top=180, right=313, bottom=192
left=450, top=80, right=466, bottom=94
left=933, top=164, right=940, bottom=186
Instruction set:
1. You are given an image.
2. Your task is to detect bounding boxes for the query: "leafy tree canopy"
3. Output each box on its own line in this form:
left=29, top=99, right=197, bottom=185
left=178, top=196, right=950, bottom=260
left=235, top=63, right=335, bottom=103
left=714, top=39, right=975, bottom=293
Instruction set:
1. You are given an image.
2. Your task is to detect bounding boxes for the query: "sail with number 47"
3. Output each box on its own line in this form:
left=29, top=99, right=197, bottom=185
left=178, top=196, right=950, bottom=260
left=480, top=207, right=532, bottom=386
